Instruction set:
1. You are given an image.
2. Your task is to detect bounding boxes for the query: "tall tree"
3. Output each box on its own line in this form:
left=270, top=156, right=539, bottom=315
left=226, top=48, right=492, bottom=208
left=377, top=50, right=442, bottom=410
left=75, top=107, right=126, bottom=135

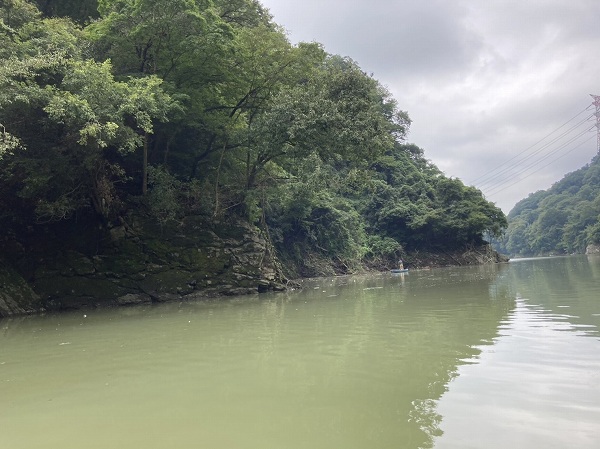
left=90, top=0, right=232, bottom=78
left=243, top=56, right=409, bottom=192
left=213, top=0, right=271, bottom=27
left=34, top=0, right=99, bottom=22
left=0, top=7, right=174, bottom=223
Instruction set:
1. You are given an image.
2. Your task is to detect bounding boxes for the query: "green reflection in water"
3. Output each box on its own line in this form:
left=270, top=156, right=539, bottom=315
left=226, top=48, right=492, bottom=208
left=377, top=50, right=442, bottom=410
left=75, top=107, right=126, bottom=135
left=506, top=255, right=600, bottom=335
left=1, top=264, right=513, bottom=449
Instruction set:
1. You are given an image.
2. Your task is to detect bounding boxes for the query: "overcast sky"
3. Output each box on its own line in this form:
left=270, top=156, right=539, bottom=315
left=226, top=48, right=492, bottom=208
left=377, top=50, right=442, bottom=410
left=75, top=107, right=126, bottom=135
left=259, top=0, right=600, bottom=213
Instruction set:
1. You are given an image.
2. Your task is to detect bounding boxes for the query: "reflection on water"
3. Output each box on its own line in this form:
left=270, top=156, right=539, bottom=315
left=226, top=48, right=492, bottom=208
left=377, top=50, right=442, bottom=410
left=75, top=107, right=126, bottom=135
left=1, top=257, right=599, bottom=448
left=434, top=255, right=600, bottom=449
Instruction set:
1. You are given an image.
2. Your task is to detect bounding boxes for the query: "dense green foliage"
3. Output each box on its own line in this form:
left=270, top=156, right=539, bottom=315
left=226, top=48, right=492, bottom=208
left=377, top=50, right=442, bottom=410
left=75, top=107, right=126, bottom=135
left=496, top=154, right=600, bottom=256
left=1, top=0, right=506, bottom=273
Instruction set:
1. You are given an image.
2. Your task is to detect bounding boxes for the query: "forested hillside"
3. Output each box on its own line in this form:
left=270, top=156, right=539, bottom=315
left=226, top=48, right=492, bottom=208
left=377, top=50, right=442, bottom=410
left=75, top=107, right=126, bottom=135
left=1, top=0, right=506, bottom=281
left=496, top=153, right=600, bottom=257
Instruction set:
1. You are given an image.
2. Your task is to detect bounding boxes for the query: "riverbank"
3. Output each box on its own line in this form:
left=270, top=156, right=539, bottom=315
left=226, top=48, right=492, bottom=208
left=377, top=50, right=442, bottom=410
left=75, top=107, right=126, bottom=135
left=0, top=214, right=508, bottom=318
left=0, top=214, right=285, bottom=317
left=0, top=248, right=508, bottom=318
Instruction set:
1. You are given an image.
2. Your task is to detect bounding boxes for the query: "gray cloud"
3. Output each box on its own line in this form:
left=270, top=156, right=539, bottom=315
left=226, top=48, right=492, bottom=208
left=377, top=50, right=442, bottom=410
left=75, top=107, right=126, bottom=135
left=261, top=0, right=600, bottom=212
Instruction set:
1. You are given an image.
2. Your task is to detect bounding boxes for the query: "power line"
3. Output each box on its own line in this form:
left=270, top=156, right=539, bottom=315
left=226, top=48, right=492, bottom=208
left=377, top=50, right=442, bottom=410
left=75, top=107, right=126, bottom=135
left=485, top=131, right=596, bottom=199
left=481, top=123, right=595, bottom=193
left=468, top=97, right=599, bottom=201
left=485, top=126, right=595, bottom=196
left=468, top=106, right=592, bottom=186
left=475, top=113, right=594, bottom=190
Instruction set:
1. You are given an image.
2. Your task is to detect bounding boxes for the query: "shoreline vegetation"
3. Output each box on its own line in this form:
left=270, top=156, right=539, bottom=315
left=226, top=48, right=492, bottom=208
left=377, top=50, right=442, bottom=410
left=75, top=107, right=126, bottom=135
left=1, top=1, right=508, bottom=317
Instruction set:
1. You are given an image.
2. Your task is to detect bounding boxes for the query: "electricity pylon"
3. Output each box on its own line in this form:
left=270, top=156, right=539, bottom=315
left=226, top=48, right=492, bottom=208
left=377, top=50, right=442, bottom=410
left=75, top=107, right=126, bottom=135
left=592, top=94, right=600, bottom=153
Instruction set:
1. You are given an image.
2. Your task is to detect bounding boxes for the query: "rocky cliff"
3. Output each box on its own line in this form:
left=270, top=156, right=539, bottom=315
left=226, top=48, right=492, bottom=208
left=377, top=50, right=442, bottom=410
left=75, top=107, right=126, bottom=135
left=0, top=214, right=285, bottom=316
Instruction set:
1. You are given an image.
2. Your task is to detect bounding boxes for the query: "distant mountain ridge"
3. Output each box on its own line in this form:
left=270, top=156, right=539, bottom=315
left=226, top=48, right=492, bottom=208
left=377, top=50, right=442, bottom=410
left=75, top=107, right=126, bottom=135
left=495, top=153, right=600, bottom=256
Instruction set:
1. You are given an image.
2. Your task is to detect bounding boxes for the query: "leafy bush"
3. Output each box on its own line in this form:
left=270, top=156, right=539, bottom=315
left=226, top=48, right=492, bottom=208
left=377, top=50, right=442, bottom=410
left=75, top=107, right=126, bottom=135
left=364, top=235, right=403, bottom=267
left=146, top=166, right=182, bottom=225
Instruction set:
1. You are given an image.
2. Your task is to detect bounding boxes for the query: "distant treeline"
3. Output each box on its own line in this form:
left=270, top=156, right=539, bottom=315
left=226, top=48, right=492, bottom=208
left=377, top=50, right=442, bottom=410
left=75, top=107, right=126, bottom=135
left=494, top=153, right=600, bottom=257
left=0, top=0, right=506, bottom=274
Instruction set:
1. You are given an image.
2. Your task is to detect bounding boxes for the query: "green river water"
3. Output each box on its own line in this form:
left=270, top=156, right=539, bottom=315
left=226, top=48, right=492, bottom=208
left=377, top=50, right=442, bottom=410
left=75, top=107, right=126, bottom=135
left=1, top=255, right=599, bottom=448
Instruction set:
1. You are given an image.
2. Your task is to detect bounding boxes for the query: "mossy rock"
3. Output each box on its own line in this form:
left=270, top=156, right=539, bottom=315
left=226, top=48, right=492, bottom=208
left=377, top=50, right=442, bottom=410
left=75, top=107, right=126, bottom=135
left=142, top=238, right=178, bottom=261
left=34, top=275, right=131, bottom=304
left=212, top=220, right=255, bottom=241
left=139, top=269, right=197, bottom=295
left=115, top=238, right=146, bottom=256
left=93, top=253, right=148, bottom=277
left=231, top=264, right=260, bottom=277
left=3, top=210, right=283, bottom=314
left=176, top=247, right=230, bottom=273
left=117, top=293, right=152, bottom=305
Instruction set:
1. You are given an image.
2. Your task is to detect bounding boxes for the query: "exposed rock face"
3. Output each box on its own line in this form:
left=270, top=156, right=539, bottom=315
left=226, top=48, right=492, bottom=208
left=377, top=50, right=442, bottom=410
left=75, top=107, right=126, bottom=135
left=1, top=214, right=509, bottom=316
left=28, top=215, right=285, bottom=311
left=586, top=244, right=600, bottom=255
left=401, top=244, right=509, bottom=269
left=459, top=244, right=510, bottom=265
left=0, top=260, right=40, bottom=317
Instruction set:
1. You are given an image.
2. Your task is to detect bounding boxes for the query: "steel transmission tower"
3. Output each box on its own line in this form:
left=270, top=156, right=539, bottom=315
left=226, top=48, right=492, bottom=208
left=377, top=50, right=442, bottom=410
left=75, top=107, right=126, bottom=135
left=592, top=94, right=600, bottom=153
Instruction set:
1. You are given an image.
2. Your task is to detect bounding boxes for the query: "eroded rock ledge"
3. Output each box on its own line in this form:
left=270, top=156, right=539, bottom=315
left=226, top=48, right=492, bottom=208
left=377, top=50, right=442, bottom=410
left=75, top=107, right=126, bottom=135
left=0, top=213, right=508, bottom=317
left=1, top=215, right=285, bottom=316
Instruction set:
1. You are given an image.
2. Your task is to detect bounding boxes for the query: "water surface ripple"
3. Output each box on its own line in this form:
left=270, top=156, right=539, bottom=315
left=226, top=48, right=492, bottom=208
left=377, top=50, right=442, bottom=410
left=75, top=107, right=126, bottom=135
left=1, top=256, right=599, bottom=448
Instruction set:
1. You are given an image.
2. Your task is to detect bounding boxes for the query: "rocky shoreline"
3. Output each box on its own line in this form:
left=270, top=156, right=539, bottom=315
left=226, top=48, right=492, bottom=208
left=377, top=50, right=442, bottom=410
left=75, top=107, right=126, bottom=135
left=586, top=244, right=600, bottom=255
left=0, top=214, right=508, bottom=318
left=0, top=215, right=284, bottom=317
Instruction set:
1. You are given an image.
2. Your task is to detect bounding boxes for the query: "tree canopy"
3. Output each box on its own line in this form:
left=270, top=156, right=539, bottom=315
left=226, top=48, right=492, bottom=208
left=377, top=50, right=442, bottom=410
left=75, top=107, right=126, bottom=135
left=0, top=0, right=506, bottom=273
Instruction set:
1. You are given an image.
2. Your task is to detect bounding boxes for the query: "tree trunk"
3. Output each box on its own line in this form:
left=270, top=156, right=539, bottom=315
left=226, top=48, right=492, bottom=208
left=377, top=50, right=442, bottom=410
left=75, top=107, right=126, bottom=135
left=213, top=142, right=227, bottom=218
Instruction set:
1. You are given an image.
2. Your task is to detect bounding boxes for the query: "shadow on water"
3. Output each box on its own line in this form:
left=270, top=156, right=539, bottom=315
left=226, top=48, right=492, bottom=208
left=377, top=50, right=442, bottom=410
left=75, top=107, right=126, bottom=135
left=0, top=264, right=516, bottom=449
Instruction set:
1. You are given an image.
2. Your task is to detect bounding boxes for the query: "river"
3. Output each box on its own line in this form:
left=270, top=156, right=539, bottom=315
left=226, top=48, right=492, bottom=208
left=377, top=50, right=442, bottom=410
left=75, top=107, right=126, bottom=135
left=1, top=255, right=599, bottom=448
